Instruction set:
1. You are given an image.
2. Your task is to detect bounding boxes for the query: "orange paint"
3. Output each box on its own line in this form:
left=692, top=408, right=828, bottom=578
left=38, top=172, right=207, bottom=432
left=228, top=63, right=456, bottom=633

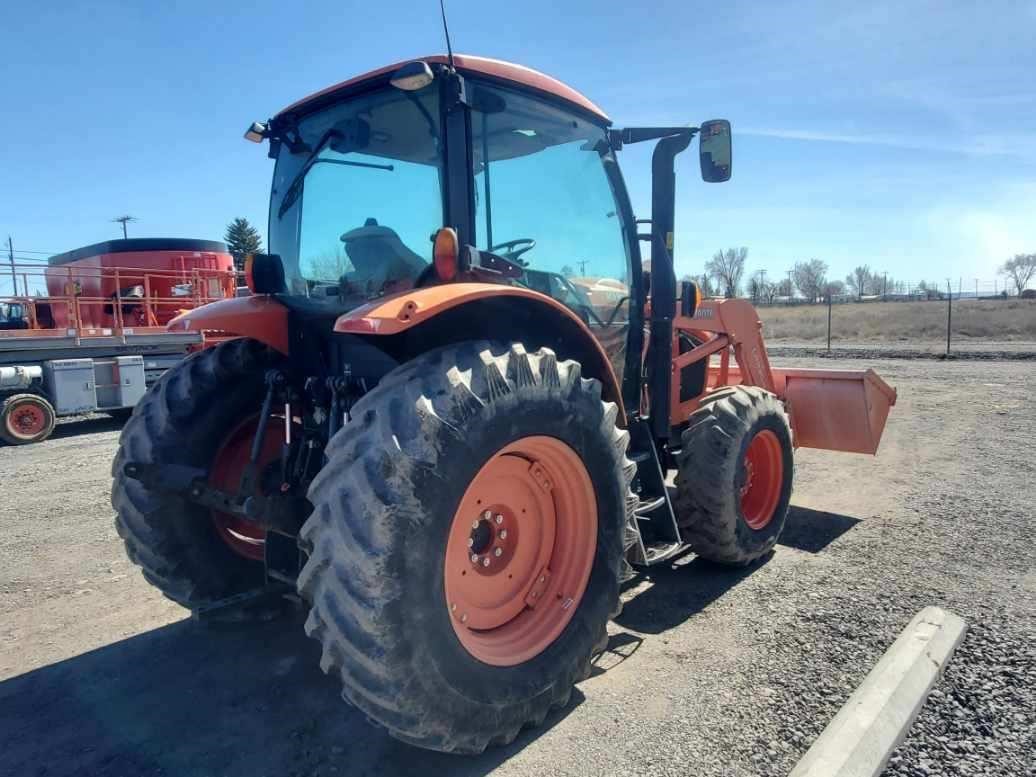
left=168, top=295, right=290, bottom=354
left=443, top=436, right=597, bottom=666
left=276, top=54, right=609, bottom=124
left=667, top=297, right=896, bottom=455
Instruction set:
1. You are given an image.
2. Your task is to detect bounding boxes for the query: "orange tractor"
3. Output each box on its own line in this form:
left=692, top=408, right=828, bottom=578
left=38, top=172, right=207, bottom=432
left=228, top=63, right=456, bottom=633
left=113, top=55, right=896, bottom=752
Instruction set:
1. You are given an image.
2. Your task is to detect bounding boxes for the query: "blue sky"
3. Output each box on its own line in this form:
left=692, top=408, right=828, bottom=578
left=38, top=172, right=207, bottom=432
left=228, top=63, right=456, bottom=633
left=2, top=0, right=1034, bottom=294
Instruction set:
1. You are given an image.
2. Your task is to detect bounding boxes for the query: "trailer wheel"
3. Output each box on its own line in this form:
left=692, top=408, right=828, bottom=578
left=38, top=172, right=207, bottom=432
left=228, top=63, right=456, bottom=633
left=297, top=342, right=634, bottom=753
left=0, top=393, right=56, bottom=445
left=111, top=338, right=283, bottom=607
left=674, top=386, right=793, bottom=566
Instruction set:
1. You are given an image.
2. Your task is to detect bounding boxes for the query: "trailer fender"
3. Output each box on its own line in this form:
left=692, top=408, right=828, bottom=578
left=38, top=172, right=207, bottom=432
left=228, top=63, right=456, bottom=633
left=335, top=283, right=625, bottom=418
left=167, top=296, right=289, bottom=354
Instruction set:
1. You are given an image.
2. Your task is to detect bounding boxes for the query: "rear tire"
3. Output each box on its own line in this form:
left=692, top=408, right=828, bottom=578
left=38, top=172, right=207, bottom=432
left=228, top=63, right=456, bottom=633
left=111, top=338, right=282, bottom=607
left=674, top=386, right=793, bottom=565
left=297, top=342, right=634, bottom=753
left=0, top=393, right=56, bottom=445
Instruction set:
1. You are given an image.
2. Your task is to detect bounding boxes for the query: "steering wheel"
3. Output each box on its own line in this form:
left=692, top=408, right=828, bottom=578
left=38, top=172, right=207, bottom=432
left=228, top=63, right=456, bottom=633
left=490, top=238, right=536, bottom=264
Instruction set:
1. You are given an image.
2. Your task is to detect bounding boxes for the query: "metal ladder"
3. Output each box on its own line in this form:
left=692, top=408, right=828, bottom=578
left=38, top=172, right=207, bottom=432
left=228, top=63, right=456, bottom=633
left=625, top=418, right=685, bottom=569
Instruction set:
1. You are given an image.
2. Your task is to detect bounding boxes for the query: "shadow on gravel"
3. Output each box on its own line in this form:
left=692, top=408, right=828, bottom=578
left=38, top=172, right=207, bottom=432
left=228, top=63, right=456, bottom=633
left=779, top=506, right=861, bottom=553
left=49, top=415, right=125, bottom=440
left=614, top=553, right=769, bottom=635
left=0, top=610, right=582, bottom=777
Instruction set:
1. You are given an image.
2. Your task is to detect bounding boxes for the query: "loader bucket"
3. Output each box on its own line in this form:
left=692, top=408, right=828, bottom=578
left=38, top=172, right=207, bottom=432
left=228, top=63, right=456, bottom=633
left=774, top=368, right=897, bottom=454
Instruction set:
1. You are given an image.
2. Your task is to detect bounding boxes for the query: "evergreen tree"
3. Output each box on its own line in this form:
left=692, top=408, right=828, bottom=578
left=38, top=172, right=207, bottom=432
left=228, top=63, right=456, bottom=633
left=224, top=217, right=263, bottom=271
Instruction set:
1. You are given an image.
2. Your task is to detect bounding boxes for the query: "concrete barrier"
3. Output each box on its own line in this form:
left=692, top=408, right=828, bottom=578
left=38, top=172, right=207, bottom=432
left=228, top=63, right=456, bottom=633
left=789, top=606, right=966, bottom=777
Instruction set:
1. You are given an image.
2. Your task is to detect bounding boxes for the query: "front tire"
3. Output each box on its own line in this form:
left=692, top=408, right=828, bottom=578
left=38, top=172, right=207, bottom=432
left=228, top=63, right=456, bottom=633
left=674, top=386, right=793, bottom=565
left=297, top=342, right=634, bottom=753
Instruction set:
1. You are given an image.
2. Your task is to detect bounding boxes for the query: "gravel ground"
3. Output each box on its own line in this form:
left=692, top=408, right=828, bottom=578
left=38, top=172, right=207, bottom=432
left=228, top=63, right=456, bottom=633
left=0, top=357, right=1033, bottom=777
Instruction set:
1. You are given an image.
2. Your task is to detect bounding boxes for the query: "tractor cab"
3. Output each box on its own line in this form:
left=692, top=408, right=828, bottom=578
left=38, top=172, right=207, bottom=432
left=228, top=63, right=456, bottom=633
left=240, top=54, right=730, bottom=409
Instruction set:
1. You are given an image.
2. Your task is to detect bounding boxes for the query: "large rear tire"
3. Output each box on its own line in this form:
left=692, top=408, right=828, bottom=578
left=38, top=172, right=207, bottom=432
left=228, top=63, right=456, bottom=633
left=297, top=342, right=634, bottom=753
left=111, top=338, right=282, bottom=607
left=674, top=386, right=793, bottom=565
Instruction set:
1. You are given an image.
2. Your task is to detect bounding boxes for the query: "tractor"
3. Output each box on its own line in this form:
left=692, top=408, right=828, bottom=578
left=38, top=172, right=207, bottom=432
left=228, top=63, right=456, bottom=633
left=112, top=54, right=896, bottom=753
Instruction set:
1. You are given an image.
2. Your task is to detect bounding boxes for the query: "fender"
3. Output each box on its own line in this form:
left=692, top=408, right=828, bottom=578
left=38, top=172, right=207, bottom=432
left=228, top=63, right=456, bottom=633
left=336, top=283, right=625, bottom=416
left=168, top=296, right=289, bottom=354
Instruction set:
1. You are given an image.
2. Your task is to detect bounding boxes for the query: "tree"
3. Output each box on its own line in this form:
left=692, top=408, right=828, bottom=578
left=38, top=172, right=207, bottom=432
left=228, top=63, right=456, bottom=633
left=705, top=247, right=747, bottom=298
left=776, top=277, right=794, bottom=298
left=747, top=269, right=771, bottom=304
left=560, top=265, right=575, bottom=278
left=224, top=217, right=263, bottom=272
left=693, top=273, right=716, bottom=298
left=792, top=259, right=828, bottom=303
left=823, top=279, right=846, bottom=299
left=845, top=265, right=871, bottom=299
left=999, top=253, right=1036, bottom=296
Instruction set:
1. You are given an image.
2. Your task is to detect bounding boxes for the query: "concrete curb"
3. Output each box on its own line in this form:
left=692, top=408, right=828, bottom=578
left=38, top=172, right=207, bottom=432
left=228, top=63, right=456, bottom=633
left=788, top=606, right=967, bottom=777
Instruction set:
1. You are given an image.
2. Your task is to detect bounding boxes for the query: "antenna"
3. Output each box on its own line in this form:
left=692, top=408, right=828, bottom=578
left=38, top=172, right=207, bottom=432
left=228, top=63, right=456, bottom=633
left=439, top=0, right=456, bottom=69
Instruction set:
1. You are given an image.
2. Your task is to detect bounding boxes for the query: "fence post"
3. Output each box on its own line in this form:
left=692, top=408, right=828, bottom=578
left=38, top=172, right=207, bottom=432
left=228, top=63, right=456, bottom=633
left=945, top=280, right=952, bottom=356
left=826, top=293, right=832, bottom=352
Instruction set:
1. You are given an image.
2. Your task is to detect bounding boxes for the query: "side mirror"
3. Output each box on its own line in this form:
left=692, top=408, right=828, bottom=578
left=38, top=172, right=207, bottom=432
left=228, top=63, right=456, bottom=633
left=244, top=253, right=287, bottom=295
left=699, top=119, right=732, bottom=183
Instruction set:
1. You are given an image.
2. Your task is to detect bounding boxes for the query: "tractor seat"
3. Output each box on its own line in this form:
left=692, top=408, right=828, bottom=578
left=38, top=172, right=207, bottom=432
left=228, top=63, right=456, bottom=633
left=340, top=219, right=428, bottom=289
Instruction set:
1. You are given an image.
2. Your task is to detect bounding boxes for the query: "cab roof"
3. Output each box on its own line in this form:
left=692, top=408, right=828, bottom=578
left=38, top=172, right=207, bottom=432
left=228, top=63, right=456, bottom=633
left=274, top=54, right=610, bottom=125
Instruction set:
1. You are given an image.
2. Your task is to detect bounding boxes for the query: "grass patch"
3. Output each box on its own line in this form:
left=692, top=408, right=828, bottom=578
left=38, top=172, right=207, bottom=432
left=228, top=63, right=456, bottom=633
left=758, top=299, right=1036, bottom=343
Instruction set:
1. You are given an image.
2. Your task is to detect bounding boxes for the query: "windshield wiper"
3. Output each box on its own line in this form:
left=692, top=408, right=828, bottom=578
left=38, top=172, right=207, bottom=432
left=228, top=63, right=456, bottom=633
left=277, top=130, right=394, bottom=218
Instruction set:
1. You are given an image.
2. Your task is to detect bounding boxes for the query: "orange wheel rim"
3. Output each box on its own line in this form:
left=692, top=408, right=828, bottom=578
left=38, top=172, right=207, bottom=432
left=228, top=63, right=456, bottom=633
left=208, top=415, right=285, bottom=561
left=444, top=436, right=597, bottom=666
left=740, top=429, right=783, bottom=530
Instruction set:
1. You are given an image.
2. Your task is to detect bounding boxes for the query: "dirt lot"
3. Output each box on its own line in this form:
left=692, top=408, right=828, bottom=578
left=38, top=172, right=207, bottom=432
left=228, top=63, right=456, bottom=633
left=1, top=357, right=1034, bottom=777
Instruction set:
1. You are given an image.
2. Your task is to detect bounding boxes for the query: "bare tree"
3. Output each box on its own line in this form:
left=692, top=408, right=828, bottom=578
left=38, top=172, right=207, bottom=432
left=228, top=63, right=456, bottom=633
left=845, top=265, right=871, bottom=299
left=776, top=277, right=794, bottom=298
left=792, top=259, right=828, bottom=303
left=1000, top=253, right=1036, bottom=295
left=824, top=279, right=846, bottom=299
left=705, top=247, right=747, bottom=298
left=693, top=273, right=716, bottom=298
left=747, top=269, right=769, bottom=304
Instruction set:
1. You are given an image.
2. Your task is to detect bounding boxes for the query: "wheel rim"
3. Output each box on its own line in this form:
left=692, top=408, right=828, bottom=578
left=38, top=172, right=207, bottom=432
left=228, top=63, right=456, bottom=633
left=6, top=400, right=47, bottom=440
left=208, top=416, right=285, bottom=561
left=739, top=429, right=783, bottom=530
left=444, top=436, right=597, bottom=667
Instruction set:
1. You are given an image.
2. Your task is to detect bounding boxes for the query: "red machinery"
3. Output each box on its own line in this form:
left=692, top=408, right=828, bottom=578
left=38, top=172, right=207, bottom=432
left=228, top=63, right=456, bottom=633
left=0, top=238, right=236, bottom=444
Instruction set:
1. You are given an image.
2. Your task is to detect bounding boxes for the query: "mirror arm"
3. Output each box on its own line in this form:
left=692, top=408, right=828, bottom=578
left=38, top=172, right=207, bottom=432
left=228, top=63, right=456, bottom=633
left=609, top=126, right=698, bottom=150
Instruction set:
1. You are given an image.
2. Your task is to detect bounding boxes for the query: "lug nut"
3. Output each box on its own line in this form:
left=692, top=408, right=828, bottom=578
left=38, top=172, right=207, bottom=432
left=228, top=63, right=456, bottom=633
left=495, top=514, right=504, bottom=525
left=499, top=529, right=508, bottom=540
left=450, top=602, right=457, bottom=612
left=482, top=557, right=491, bottom=567
left=539, top=576, right=546, bottom=583
left=472, top=520, right=480, bottom=529
left=467, top=537, right=474, bottom=548
left=461, top=613, right=468, bottom=623
left=483, top=510, right=492, bottom=520
left=470, top=554, right=479, bottom=564
left=494, top=547, right=503, bottom=557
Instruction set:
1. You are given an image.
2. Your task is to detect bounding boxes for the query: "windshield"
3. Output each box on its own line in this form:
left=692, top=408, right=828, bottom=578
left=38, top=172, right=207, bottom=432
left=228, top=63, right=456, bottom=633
left=269, top=84, right=443, bottom=299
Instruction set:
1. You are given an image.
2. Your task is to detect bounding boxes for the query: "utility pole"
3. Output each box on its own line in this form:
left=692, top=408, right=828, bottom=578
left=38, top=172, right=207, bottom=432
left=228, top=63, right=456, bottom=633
left=946, top=279, right=952, bottom=356
left=111, top=215, right=137, bottom=239
left=7, top=236, right=15, bottom=297
left=577, top=259, right=589, bottom=276
left=883, top=271, right=888, bottom=301
left=974, top=278, right=979, bottom=300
